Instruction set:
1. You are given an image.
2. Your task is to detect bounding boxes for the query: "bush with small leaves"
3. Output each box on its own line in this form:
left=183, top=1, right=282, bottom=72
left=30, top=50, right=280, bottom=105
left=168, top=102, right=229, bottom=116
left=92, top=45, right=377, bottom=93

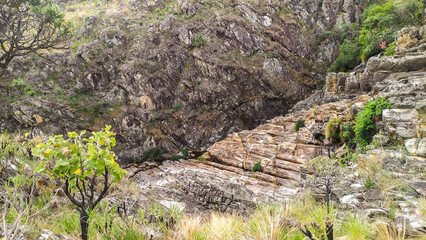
left=294, top=119, right=305, bottom=132
left=192, top=33, right=207, bottom=48
left=252, top=160, right=262, bottom=172
left=353, top=97, right=391, bottom=147
left=32, top=126, right=127, bottom=240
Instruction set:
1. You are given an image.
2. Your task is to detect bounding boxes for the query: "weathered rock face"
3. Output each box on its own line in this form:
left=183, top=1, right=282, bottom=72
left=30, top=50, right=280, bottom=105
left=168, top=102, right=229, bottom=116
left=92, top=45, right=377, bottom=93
left=128, top=37, right=426, bottom=234
left=130, top=95, right=368, bottom=213
left=1, top=0, right=366, bottom=162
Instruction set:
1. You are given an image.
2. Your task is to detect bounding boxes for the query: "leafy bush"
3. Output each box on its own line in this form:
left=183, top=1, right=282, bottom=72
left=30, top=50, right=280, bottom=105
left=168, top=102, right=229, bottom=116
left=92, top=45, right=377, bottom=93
left=325, top=118, right=343, bottom=142
left=192, top=32, right=207, bottom=48
left=329, top=40, right=361, bottom=72
left=33, top=126, right=127, bottom=240
left=171, top=148, right=190, bottom=161
left=294, top=119, right=305, bottom=132
left=383, top=41, right=396, bottom=56
left=252, top=160, right=262, bottom=172
left=306, top=156, right=346, bottom=213
left=339, top=122, right=353, bottom=142
left=330, top=0, right=423, bottom=72
left=353, top=97, right=391, bottom=147
left=141, top=148, right=162, bottom=162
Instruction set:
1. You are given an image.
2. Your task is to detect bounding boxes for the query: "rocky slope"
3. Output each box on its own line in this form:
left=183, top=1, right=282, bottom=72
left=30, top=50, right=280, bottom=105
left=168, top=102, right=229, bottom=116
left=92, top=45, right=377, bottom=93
left=128, top=25, right=426, bottom=236
left=0, top=0, right=366, bottom=162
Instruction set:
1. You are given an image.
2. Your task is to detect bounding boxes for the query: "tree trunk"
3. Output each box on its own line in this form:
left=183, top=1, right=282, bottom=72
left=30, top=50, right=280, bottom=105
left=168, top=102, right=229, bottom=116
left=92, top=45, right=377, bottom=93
left=80, top=209, right=89, bottom=240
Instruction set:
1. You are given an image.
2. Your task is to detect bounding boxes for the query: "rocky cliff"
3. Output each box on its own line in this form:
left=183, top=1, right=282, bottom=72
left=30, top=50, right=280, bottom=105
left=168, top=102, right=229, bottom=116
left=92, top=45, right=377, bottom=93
left=128, top=25, right=426, bottom=235
left=0, top=0, right=366, bottom=162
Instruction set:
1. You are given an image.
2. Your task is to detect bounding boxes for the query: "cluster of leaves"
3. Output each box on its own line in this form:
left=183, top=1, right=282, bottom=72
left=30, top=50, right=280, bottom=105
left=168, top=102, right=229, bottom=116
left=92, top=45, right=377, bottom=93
left=251, top=160, right=262, bottom=172
left=170, top=148, right=190, bottom=161
left=294, top=119, right=305, bottom=132
left=330, top=0, right=424, bottom=72
left=192, top=32, right=207, bottom=48
left=32, top=126, right=127, bottom=240
left=353, top=97, right=391, bottom=147
left=325, top=118, right=343, bottom=142
left=33, top=126, right=126, bottom=187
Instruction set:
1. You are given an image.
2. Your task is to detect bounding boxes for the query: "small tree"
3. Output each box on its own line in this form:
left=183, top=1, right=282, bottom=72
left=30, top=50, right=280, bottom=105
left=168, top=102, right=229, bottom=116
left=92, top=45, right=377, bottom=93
left=0, top=0, right=71, bottom=78
left=301, top=156, right=345, bottom=240
left=306, top=156, right=344, bottom=214
left=32, top=126, right=127, bottom=240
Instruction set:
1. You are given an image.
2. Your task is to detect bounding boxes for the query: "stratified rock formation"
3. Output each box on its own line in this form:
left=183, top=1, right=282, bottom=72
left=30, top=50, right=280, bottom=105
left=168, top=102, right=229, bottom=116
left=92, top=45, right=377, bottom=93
left=1, top=0, right=366, bottom=161
left=129, top=26, right=426, bottom=234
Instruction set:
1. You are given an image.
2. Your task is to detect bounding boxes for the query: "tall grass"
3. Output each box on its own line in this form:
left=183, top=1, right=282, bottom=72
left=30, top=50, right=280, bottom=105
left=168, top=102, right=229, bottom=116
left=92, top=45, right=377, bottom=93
left=338, top=214, right=373, bottom=240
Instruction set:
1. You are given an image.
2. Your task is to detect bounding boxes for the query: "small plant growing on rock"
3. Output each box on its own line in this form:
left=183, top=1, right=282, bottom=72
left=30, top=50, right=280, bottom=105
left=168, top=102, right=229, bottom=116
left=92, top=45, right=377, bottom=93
left=339, top=122, right=353, bottom=142
left=192, top=32, right=207, bottom=48
left=142, top=147, right=162, bottom=162
left=32, top=126, right=127, bottom=240
left=252, top=160, right=262, bottom=172
left=325, top=119, right=342, bottom=142
left=363, top=174, right=376, bottom=189
left=173, top=103, right=182, bottom=111
left=171, top=148, right=190, bottom=161
left=294, top=119, right=305, bottom=131
left=353, top=97, right=391, bottom=148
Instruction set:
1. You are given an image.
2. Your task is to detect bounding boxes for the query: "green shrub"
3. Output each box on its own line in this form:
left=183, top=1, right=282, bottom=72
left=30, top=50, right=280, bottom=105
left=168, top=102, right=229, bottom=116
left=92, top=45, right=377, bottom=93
left=330, top=0, right=423, bottom=72
left=171, top=148, right=190, bottom=161
left=192, top=32, right=207, bottom=48
left=339, top=122, right=353, bottom=142
left=252, top=160, right=262, bottom=172
left=325, top=119, right=343, bottom=142
left=142, top=148, right=162, bottom=162
left=329, top=40, right=361, bottom=72
left=294, top=119, right=305, bottom=132
left=173, top=103, right=182, bottom=111
left=383, top=41, right=396, bottom=56
left=353, top=97, right=391, bottom=147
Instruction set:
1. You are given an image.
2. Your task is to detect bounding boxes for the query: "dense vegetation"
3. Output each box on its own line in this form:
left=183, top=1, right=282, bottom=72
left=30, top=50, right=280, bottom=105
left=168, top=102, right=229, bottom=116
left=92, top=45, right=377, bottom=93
left=330, top=0, right=424, bottom=72
left=0, top=0, right=71, bottom=78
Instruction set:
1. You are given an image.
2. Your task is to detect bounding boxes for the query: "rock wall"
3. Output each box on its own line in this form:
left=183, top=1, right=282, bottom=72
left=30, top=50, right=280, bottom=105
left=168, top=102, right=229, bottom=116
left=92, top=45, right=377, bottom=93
left=1, top=0, right=367, bottom=162
left=129, top=27, right=426, bottom=234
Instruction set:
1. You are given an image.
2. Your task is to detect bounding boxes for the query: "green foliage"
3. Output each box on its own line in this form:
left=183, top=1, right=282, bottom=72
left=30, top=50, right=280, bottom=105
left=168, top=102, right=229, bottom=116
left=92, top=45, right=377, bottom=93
left=252, top=160, right=262, bottom=172
left=173, top=103, right=182, bottom=111
left=388, top=202, right=396, bottom=221
left=363, top=175, right=377, bottom=188
left=330, top=0, right=423, bottom=72
left=383, top=41, right=396, bottom=56
left=339, top=122, right=353, bottom=142
left=192, top=32, right=207, bottom=48
left=171, top=148, right=190, bottom=161
left=329, top=40, right=361, bottom=72
left=294, top=119, right=305, bottom=132
left=32, top=126, right=127, bottom=240
left=197, top=156, right=205, bottom=161
left=338, top=214, right=374, bottom=240
left=353, top=97, right=391, bottom=147
left=142, top=148, right=162, bottom=162
left=325, top=118, right=343, bottom=142
left=33, top=125, right=126, bottom=188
